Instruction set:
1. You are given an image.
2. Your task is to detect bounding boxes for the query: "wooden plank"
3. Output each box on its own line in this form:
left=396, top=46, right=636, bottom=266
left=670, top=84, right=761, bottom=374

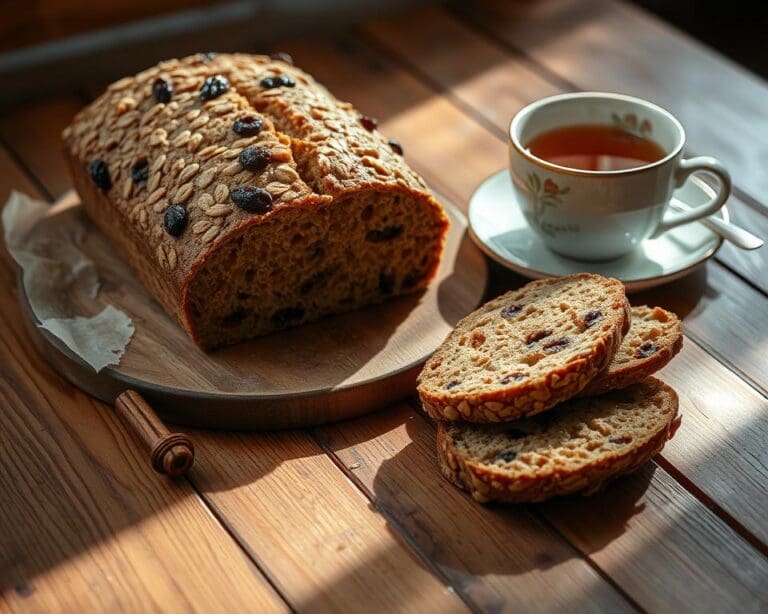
left=634, top=262, right=768, bottom=395
left=656, top=342, right=768, bottom=544
left=362, top=6, right=768, bottom=296
left=188, top=429, right=465, bottom=613
left=0, top=98, right=83, bottom=199
left=540, top=465, right=768, bottom=612
left=317, top=405, right=768, bottom=612
left=455, top=0, right=768, bottom=207
left=363, top=8, right=566, bottom=139
left=0, top=155, right=286, bottom=612
left=718, top=203, right=768, bottom=292
left=0, top=147, right=40, bottom=203
left=280, top=36, right=768, bottom=601
left=314, top=405, right=632, bottom=612
left=0, top=145, right=465, bottom=610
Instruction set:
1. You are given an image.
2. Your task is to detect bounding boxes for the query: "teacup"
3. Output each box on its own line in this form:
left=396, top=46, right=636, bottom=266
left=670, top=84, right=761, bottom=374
left=508, top=92, right=731, bottom=260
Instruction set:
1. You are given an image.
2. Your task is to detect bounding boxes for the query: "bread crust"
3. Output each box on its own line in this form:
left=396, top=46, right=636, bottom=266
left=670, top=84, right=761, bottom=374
left=579, top=306, right=683, bottom=397
left=436, top=378, right=680, bottom=503
left=62, top=53, right=448, bottom=348
left=418, top=274, right=631, bottom=422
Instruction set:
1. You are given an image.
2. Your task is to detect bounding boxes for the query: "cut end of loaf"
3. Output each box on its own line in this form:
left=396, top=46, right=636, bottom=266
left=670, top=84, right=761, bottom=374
left=184, top=188, right=448, bottom=348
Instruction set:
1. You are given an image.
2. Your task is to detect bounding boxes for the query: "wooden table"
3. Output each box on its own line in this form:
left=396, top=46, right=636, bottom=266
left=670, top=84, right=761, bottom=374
left=2, top=1, right=767, bottom=611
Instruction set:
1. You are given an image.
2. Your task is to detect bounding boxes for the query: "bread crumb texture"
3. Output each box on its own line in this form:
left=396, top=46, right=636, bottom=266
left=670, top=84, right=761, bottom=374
left=418, top=274, right=630, bottom=421
left=580, top=305, right=683, bottom=396
left=438, top=377, right=680, bottom=502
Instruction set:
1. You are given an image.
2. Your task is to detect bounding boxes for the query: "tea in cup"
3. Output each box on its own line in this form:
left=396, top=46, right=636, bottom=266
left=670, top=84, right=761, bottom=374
left=508, top=92, right=731, bottom=260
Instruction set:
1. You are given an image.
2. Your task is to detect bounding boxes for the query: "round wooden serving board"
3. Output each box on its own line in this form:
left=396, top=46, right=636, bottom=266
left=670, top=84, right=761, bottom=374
left=20, top=192, right=487, bottom=429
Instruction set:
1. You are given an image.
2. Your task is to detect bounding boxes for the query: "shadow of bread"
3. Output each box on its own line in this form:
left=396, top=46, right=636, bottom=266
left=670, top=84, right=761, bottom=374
left=436, top=227, right=490, bottom=329
left=632, top=264, right=708, bottom=318
left=21, top=196, right=487, bottom=429
left=313, top=403, right=641, bottom=610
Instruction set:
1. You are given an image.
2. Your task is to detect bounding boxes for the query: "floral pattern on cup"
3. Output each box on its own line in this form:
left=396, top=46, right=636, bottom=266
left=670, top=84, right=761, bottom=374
left=611, top=112, right=652, bottom=136
left=524, top=172, right=570, bottom=236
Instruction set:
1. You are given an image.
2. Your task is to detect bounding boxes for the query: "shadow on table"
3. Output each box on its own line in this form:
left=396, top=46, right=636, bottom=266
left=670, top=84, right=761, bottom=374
left=291, top=539, right=461, bottom=612
left=316, top=407, right=652, bottom=610
left=540, top=462, right=655, bottom=550
left=632, top=263, right=709, bottom=318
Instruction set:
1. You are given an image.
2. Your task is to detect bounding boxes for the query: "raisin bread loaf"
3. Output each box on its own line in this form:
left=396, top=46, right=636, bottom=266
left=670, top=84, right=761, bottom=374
left=437, top=378, right=680, bottom=503
left=417, top=274, right=630, bottom=422
left=579, top=305, right=683, bottom=396
left=63, top=53, right=449, bottom=349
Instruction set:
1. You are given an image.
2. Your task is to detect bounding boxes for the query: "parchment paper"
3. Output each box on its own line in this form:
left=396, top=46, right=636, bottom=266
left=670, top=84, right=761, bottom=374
left=2, top=190, right=134, bottom=372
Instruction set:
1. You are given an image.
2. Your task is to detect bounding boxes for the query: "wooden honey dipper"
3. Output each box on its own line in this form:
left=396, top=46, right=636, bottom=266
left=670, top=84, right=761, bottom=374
left=114, top=390, right=194, bottom=478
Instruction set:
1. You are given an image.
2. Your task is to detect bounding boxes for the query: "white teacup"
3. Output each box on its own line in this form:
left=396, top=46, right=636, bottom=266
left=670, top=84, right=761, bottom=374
left=508, top=92, right=731, bottom=261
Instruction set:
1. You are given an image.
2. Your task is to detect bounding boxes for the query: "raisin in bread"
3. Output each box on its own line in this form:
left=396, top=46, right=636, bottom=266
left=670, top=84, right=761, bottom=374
left=62, top=53, right=449, bottom=349
left=579, top=305, right=683, bottom=396
left=437, top=377, right=680, bottom=503
left=417, top=274, right=630, bottom=422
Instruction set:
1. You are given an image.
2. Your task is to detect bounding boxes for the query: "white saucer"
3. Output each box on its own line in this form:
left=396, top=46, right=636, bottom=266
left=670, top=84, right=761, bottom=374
left=468, top=169, right=727, bottom=292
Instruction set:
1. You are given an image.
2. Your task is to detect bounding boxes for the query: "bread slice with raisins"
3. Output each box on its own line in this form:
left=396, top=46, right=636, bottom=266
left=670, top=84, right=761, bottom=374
left=579, top=305, right=683, bottom=397
left=417, top=274, right=630, bottom=422
left=437, top=377, right=680, bottom=503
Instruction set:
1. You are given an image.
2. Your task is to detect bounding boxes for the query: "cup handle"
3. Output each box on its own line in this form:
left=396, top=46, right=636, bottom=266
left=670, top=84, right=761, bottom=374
left=652, top=156, right=731, bottom=237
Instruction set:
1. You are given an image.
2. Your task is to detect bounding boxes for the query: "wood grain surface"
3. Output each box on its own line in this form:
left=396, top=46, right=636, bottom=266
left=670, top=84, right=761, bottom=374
left=316, top=404, right=768, bottom=612
left=189, top=428, right=464, bottom=613
left=0, top=98, right=82, bottom=199
left=541, top=466, right=768, bottom=612
left=278, top=29, right=768, bottom=605
left=2, top=0, right=768, bottom=610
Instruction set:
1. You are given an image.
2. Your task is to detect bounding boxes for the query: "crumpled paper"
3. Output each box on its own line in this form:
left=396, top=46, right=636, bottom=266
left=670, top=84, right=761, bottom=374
left=2, top=190, right=134, bottom=371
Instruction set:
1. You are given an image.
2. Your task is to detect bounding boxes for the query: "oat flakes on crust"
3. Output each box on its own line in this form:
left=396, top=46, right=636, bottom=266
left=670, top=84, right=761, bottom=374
left=62, top=53, right=449, bottom=348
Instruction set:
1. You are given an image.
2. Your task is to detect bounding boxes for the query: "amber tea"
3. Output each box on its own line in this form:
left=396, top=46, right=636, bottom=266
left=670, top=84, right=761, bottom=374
left=509, top=93, right=732, bottom=259
left=526, top=124, right=666, bottom=171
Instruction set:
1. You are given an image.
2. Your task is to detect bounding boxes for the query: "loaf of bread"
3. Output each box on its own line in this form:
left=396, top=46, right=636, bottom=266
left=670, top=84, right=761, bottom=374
left=62, top=53, right=449, bottom=348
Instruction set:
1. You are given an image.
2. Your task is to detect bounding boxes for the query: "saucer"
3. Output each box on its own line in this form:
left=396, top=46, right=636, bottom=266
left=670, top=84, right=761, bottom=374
left=468, top=170, right=727, bottom=292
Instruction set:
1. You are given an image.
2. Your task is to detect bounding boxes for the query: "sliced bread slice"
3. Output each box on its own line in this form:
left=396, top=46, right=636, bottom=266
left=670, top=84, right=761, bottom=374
left=418, top=274, right=630, bottom=422
left=579, top=305, right=683, bottom=396
left=437, top=377, right=680, bottom=503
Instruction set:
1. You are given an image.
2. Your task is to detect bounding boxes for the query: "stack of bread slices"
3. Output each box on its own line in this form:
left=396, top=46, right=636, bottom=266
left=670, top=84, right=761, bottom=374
left=417, top=273, right=683, bottom=503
